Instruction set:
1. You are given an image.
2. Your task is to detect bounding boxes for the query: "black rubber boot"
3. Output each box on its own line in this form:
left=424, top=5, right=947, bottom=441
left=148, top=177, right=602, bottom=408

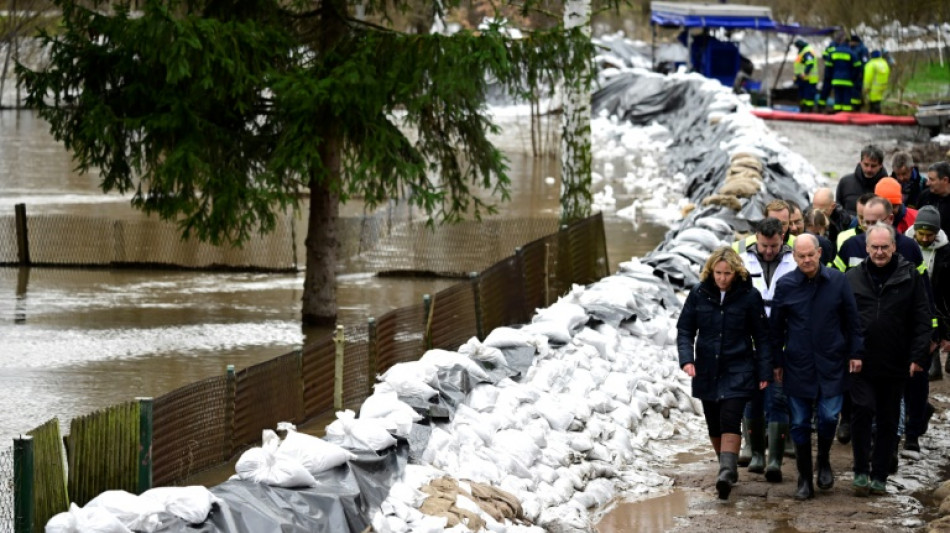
left=766, top=423, right=787, bottom=483
left=717, top=452, right=739, bottom=500
left=816, top=437, right=834, bottom=490
left=747, top=417, right=766, bottom=474
left=738, top=419, right=752, bottom=467
left=794, top=441, right=814, bottom=500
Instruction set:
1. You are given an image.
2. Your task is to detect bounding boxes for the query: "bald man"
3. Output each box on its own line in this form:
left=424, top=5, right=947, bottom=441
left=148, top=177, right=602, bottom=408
left=813, top=187, right=853, bottom=248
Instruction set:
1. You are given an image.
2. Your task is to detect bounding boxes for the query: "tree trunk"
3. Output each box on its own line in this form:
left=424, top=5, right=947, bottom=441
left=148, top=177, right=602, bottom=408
left=302, top=131, right=341, bottom=326
left=559, top=0, right=593, bottom=224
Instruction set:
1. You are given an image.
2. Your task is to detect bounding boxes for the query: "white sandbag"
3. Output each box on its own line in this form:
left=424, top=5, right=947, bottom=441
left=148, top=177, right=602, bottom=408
left=483, top=326, right=535, bottom=348
left=602, top=372, right=633, bottom=403
left=521, top=319, right=572, bottom=344
left=46, top=503, right=132, bottom=533
left=534, top=396, right=573, bottom=431
left=491, top=429, right=541, bottom=469
left=85, top=490, right=165, bottom=533
left=378, top=362, right=440, bottom=402
left=360, top=391, right=420, bottom=437
left=234, top=437, right=317, bottom=489
left=421, top=427, right=459, bottom=466
left=278, top=429, right=357, bottom=474
left=139, top=486, right=223, bottom=525
left=325, top=409, right=397, bottom=451
left=465, top=383, right=500, bottom=412
left=458, top=337, right=509, bottom=369
left=587, top=390, right=614, bottom=414
left=533, top=301, right=588, bottom=334
left=420, top=348, right=491, bottom=381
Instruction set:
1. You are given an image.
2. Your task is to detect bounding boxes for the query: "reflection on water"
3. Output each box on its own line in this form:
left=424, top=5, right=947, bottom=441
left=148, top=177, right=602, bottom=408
left=595, top=490, right=690, bottom=533
left=0, top=109, right=670, bottom=446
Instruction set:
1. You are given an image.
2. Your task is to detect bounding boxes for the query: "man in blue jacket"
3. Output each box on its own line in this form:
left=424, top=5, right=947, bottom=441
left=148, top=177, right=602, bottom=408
left=770, top=234, right=864, bottom=500
left=845, top=223, right=932, bottom=496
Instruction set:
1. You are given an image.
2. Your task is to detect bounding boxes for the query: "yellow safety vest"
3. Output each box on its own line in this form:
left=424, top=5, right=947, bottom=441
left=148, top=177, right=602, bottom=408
left=794, top=45, right=819, bottom=85
left=863, top=57, right=890, bottom=103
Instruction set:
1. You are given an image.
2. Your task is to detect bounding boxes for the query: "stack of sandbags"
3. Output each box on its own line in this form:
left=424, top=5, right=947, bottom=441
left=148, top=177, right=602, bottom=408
left=705, top=152, right=764, bottom=208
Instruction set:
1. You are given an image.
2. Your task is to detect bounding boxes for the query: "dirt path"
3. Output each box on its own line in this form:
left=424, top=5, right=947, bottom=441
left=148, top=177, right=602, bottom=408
left=658, top=371, right=950, bottom=532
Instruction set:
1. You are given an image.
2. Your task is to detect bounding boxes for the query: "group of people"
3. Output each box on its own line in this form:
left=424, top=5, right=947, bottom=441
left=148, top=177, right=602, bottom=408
left=793, top=31, right=891, bottom=114
left=678, top=145, right=950, bottom=501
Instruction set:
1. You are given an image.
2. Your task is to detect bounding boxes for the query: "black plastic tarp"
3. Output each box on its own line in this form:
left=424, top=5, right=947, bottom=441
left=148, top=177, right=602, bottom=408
left=155, top=444, right=408, bottom=533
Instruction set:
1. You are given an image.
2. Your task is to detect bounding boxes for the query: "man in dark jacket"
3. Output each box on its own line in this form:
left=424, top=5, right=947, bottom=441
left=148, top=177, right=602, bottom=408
left=834, top=197, right=924, bottom=272
left=836, top=145, right=888, bottom=216
left=918, top=161, right=950, bottom=237
left=813, top=187, right=852, bottom=248
left=770, top=234, right=863, bottom=500
left=845, top=223, right=932, bottom=497
left=891, top=151, right=928, bottom=209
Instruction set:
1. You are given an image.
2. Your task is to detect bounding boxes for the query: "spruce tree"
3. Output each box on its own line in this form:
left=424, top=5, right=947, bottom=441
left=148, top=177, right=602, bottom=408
left=18, top=0, right=594, bottom=324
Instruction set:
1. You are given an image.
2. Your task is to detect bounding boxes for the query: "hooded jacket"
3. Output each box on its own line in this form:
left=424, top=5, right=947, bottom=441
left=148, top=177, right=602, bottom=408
left=770, top=265, right=863, bottom=399
left=845, top=256, right=933, bottom=377
left=836, top=163, right=888, bottom=216
left=905, top=227, right=950, bottom=341
left=676, top=274, right=771, bottom=402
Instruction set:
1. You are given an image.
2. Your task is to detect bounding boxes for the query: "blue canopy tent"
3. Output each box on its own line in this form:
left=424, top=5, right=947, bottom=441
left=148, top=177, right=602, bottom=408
left=650, top=1, right=838, bottom=105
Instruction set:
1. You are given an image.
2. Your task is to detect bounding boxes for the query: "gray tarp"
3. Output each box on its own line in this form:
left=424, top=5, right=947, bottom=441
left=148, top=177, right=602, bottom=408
left=155, top=444, right=408, bottom=533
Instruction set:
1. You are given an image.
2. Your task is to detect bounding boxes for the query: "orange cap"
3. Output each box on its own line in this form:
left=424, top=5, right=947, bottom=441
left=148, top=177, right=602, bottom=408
left=874, top=177, right=902, bottom=206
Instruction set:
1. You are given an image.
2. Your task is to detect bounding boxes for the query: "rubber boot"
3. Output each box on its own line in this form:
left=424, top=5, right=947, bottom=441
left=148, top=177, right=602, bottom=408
left=738, top=418, right=752, bottom=467
left=717, top=452, right=739, bottom=500
left=747, top=417, right=766, bottom=473
left=765, top=423, right=787, bottom=483
left=794, top=441, right=815, bottom=500
left=816, top=436, right=835, bottom=490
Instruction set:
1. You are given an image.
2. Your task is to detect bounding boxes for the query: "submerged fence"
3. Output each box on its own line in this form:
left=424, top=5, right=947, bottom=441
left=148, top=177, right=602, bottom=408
left=0, top=203, right=560, bottom=275
left=2, top=213, right=608, bottom=532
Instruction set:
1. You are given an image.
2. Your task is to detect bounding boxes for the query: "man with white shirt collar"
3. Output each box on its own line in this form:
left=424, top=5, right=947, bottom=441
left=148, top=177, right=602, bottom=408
left=737, top=217, right=797, bottom=481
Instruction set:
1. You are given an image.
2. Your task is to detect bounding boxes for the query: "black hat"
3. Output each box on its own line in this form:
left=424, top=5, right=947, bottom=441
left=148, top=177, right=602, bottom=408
left=794, top=39, right=807, bottom=49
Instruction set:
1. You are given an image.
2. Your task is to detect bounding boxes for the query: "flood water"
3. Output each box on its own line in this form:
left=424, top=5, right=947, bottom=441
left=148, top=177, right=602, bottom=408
left=0, top=110, right=669, bottom=447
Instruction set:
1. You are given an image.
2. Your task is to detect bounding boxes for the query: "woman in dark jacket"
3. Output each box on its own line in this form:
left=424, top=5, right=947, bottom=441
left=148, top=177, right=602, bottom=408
left=677, top=246, right=772, bottom=500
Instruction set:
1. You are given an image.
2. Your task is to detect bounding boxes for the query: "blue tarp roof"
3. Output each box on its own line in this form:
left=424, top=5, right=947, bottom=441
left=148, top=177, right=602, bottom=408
left=650, top=1, right=837, bottom=35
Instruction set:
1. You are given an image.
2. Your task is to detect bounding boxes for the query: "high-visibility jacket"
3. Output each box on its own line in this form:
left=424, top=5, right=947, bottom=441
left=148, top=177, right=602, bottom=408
left=864, top=57, right=890, bottom=103
left=795, top=45, right=819, bottom=85
left=831, top=43, right=855, bottom=87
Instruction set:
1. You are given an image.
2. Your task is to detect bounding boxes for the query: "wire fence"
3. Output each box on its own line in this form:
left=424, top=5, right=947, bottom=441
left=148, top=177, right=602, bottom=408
left=0, top=213, right=609, bottom=531
left=0, top=446, right=12, bottom=533
left=0, top=202, right=559, bottom=277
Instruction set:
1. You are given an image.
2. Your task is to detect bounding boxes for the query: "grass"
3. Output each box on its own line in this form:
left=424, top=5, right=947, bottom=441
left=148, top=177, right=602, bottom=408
left=901, top=61, right=950, bottom=103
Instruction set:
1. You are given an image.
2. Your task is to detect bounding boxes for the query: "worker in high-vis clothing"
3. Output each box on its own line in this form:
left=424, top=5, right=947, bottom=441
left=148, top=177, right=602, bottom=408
left=829, top=31, right=856, bottom=112
left=864, top=50, right=891, bottom=114
left=794, top=39, right=819, bottom=113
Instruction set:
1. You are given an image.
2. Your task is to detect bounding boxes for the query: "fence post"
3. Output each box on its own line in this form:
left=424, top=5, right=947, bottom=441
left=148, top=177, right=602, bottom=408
left=422, top=294, right=432, bottom=350
left=367, top=318, right=377, bottom=398
left=333, top=325, right=345, bottom=411
left=224, top=365, right=235, bottom=461
left=14, top=435, right=34, bottom=533
left=136, top=397, right=153, bottom=493
left=470, top=272, right=483, bottom=340
left=14, top=203, right=29, bottom=265
left=543, top=242, right=551, bottom=307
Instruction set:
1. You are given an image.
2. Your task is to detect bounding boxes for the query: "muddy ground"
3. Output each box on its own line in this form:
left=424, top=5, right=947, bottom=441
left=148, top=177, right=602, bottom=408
left=656, top=369, right=950, bottom=533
